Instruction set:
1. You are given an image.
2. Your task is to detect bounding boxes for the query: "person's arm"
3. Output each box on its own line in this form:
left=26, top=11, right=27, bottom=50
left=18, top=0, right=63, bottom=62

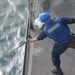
left=26, top=37, right=38, bottom=42
left=60, top=17, right=75, bottom=24
left=37, top=31, right=47, bottom=40
left=26, top=31, right=47, bottom=42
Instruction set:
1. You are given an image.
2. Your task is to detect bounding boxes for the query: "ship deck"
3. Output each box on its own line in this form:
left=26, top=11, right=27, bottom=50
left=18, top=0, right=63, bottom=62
left=28, top=0, right=75, bottom=75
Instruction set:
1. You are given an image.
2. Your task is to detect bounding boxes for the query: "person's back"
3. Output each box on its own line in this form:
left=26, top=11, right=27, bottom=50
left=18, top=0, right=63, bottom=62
left=43, top=17, right=71, bottom=43
left=26, top=12, right=75, bottom=75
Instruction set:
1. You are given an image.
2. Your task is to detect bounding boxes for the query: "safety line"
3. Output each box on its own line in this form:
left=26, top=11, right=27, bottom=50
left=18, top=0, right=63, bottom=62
left=0, top=41, right=26, bottom=60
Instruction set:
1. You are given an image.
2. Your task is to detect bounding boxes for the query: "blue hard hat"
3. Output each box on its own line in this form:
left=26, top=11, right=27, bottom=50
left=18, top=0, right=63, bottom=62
left=39, top=12, right=51, bottom=23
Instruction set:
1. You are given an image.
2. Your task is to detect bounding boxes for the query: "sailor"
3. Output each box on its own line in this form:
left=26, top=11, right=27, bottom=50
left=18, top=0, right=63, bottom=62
left=26, top=12, right=75, bottom=75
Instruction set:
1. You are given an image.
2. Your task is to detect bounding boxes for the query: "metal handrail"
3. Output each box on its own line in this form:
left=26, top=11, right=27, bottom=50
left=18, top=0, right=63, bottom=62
left=22, top=24, right=30, bottom=75
left=22, top=0, right=33, bottom=75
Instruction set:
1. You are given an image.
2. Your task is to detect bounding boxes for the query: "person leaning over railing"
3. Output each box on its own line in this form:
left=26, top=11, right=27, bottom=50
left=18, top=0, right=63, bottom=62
left=26, top=12, right=75, bottom=75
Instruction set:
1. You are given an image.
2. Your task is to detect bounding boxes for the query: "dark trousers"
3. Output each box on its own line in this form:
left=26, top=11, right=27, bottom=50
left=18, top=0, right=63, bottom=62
left=51, top=35, right=75, bottom=68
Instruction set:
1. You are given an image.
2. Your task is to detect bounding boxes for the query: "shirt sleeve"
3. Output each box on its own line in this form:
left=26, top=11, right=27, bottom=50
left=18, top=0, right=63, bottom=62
left=37, top=31, right=47, bottom=40
left=60, top=17, right=75, bottom=24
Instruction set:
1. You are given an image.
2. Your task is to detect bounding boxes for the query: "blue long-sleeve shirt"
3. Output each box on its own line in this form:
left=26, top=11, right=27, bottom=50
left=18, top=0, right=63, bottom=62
left=37, top=17, right=75, bottom=40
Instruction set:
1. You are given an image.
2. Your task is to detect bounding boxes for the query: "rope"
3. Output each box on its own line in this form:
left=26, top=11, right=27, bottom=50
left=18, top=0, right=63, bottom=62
left=0, top=41, right=26, bottom=60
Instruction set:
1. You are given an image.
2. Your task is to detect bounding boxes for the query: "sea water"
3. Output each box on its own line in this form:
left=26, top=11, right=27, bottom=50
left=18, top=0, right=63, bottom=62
left=0, top=0, right=29, bottom=75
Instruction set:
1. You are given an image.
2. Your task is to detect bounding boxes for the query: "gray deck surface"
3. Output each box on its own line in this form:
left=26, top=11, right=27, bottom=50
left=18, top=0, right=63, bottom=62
left=30, top=0, right=75, bottom=75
